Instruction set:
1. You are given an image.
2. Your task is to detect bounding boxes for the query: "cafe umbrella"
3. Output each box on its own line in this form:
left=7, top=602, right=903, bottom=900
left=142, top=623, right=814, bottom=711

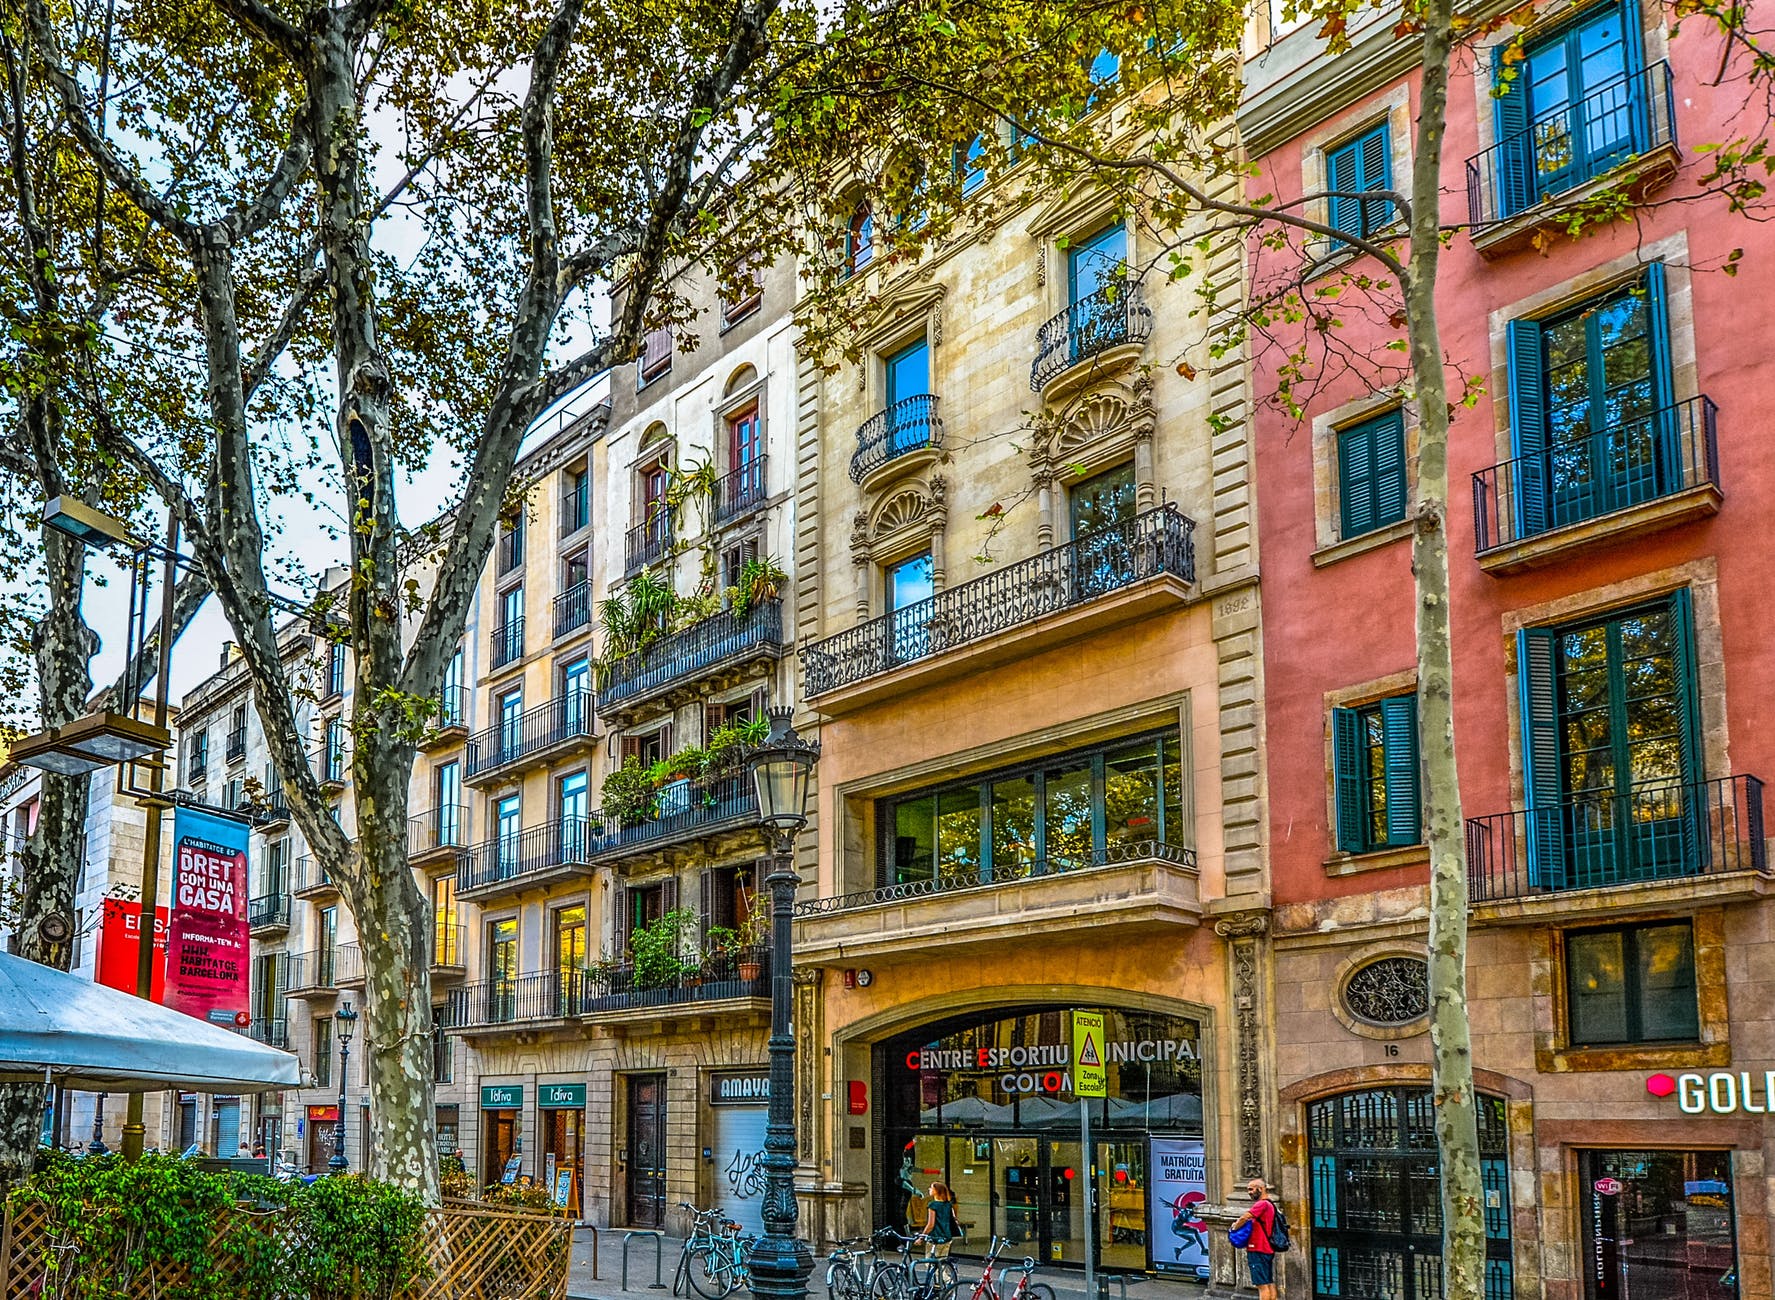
left=0, top=949, right=302, bottom=1093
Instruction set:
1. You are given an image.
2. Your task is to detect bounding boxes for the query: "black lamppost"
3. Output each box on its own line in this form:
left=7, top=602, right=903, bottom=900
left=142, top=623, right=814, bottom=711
left=330, top=1000, right=358, bottom=1174
left=744, top=707, right=819, bottom=1300
left=87, top=1092, right=108, bottom=1156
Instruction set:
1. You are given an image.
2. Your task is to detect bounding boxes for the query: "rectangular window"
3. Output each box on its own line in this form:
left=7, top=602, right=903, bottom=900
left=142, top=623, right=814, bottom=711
left=620, top=727, right=668, bottom=768
left=1337, top=408, right=1408, bottom=539
left=721, top=256, right=764, bottom=325
left=638, top=326, right=673, bottom=383
left=327, top=642, right=347, bottom=698
left=1325, top=122, right=1392, bottom=243
left=227, top=706, right=247, bottom=761
left=1577, top=1149, right=1734, bottom=1300
left=495, top=796, right=522, bottom=875
left=431, top=1008, right=452, bottom=1084
left=495, top=587, right=524, bottom=666
left=488, top=917, right=518, bottom=1021
left=435, top=762, right=462, bottom=845
left=1506, top=267, right=1675, bottom=539
left=1494, top=3, right=1647, bottom=217
left=878, top=727, right=1187, bottom=887
left=499, top=513, right=525, bottom=573
left=1565, top=921, right=1699, bottom=1046
left=1517, top=590, right=1701, bottom=889
left=441, top=648, right=464, bottom=727
left=1332, top=694, right=1421, bottom=854
left=562, top=466, right=590, bottom=535
left=323, top=718, right=345, bottom=783
left=188, top=731, right=208, bottom=781
left=431, top=874, right=460, bottom=965
left=955, top=135, right=987, bottom=195
left=312, top=1017, right=332, bottom=1089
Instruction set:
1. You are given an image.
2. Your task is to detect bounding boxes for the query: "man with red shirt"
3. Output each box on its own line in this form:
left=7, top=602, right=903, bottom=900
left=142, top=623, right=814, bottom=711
left=1230, top=1177, right=1278, bottom=1300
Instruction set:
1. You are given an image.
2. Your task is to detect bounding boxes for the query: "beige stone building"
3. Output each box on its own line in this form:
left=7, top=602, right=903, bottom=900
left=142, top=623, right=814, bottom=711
left=785, top=99, right=1270, bottom=1275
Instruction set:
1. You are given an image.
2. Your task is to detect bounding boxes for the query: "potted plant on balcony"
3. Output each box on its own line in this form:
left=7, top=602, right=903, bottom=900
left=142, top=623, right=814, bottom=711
left=735, top=898, right=769, bottom=982
left=601, top=756, right=658, bottom=825
left=631, top=908, right=698, bottom=991
left=728, top=554, right=788, bottom=617
left=703, top=925, right=741, bottom=980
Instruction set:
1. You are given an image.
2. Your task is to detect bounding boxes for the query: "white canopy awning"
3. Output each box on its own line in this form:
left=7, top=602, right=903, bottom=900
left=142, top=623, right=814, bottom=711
left=0, top=950, right=304, bottom=1093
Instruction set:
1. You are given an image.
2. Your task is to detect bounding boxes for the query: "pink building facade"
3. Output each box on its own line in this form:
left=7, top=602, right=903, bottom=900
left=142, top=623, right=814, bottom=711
left=1242, top=6, right=1775, bottom=1299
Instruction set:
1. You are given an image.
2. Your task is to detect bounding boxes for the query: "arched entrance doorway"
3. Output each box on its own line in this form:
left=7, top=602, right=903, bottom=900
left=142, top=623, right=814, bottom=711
left=876, top=1003, right=1207, bottom=1277
left=1305, top=1085, right=1513, bottom=1299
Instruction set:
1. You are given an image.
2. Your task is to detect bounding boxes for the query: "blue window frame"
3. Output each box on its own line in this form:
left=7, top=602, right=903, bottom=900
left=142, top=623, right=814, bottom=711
left=1337, top=408, right=1408, bottom=538
left=1493, top=2, right=1648, bottom=216
left=1325, top=122, right=1392, bottom=243
left=1506, top=266, right=1674, bottom=538
left=1332, top=695, right=1421, bottom=854
left=956, top=135, right=987, bottom=195
left=327, top=642, right=347, bottom=697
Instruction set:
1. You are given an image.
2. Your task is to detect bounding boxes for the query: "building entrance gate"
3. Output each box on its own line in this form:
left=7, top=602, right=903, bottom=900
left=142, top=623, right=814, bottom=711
left=1305, top=1086, right=1513, bottom=1300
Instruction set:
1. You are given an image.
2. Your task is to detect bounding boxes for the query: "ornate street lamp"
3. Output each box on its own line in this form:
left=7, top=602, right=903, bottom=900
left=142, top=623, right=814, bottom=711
left=330, top=1000, right=358, bottom=1174
left=744, top=706, right=819, bottom=1300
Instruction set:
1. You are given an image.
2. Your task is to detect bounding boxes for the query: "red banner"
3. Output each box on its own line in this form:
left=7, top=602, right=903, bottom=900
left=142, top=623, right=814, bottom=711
left=95, top=898, right=168, bottom=1001
left=164, top=806, right=251, bottom=1027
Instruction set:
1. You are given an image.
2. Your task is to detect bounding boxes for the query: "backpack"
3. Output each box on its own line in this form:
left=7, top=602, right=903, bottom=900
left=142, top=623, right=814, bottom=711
left=1268, top=1202, right=1292, bottom=1254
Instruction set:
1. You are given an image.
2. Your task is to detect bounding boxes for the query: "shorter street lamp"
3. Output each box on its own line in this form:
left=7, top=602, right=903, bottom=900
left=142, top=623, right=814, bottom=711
left=330, top=1000, right=358, bottom=1174
left=744, top=707, right=819, bottom=1300
left=88, top=1092, right=108, bottom=1156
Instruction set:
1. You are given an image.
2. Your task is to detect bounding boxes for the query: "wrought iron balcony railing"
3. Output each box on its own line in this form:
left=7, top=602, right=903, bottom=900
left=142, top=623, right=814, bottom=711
left=1466, top=62, right=1676, bottom=227
left=1472, top=396, right=1718, bottom=554
left=795, top=839, right=1196, bottom=916
left=256, top=785, right=289, bottom=824
left=431, top=923, right=467, bottom=970
left=434, top=683, right=465, bottom=731
left=409, top=805, right=470, bottom=858
left=336, top=943, right=364, bottom=986
left=491, top=617, right=525, bottom=669
left=626, top=512, right=673, bottom=573
left=244, top=1018, right=289, bottom=1048
left=458, top=817, right=598, bottom=893
left=464, top=692, right=594, bottom=779
left=599, top=601, right=783, bottom=712
left=1466, top=773, right=1766, bottom=903
left=850, top=395, right=942, bottom=483
left=286, top=948, right=340, bottom=993
left=188, top=757, right=207, bottom=784
left=714, top=455, right=768, bottom=524
left=225, top=728, right=247, bottom=763
left=801, top=504, right=1195, bottom=698
left=555, top=582, right=592, bottom=637
left=587, top=772, right=758, bottom=862
left=444, top=951, right=771, bottom=1031
left=292, top=855, right=335, bottom=895
left=248, top=892, right=291, bottom=931
left=1031, top=284, right=1152, bottom=392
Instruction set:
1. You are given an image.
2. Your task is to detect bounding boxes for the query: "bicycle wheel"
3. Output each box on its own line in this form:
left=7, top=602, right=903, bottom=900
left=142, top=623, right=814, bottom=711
left=827, top=1261, right=862, bottom=1300
left=674, top=1250, right=693, bottom=1298
left=872, top=1262, right=910, bottom=1300
left=926, top=1259, right=959, bottom=1294
left=688, top=1247, right=738, bottom=1300
left=1023, top=1283, right=1055, bottom=1300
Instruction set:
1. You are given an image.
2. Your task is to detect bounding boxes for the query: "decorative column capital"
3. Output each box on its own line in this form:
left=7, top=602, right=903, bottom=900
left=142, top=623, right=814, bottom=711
left=1213, top=911, right=1269, bottom=941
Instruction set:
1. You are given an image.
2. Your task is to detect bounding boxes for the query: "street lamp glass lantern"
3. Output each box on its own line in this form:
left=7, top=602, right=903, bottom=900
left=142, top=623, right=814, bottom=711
left=748, top=707, right=818, bottom=832
left=336, top=1000, right=358, bottom=1045
left=40, top=496, right=136, bottom=550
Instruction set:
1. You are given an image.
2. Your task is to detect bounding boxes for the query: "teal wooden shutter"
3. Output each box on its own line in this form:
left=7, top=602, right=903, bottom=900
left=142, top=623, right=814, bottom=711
left=1517, top=627, right=1566, bottom=887
left=1641, top=261, right=1680, bottom=484
left=1381, top=694, right=1422, bottom=846
left=1359, top=124, right=1392, bottom=235
left=1327, top=139, right=1358, bottom=241
left=1493, top=44, right=1533, bottom=216
left=1508, top=318, right=1549, bottom=539
left=1373, top=411, right=1408, bottom=527
left=1339, top=421, right=1375, bottom=537
left=1332, top=708, right=1366, bottom=852
left=1666, top=586, right=1708, bottom=870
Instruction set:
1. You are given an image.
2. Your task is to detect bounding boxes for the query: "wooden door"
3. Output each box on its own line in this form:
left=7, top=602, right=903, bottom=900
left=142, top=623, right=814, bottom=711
left=626, top=1075, right=668, bottom=1227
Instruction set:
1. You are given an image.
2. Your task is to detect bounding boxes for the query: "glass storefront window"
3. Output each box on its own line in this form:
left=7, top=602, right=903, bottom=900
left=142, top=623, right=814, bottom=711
left=880, top=1005, right=1203, bottom=1273
left=1579, top=1149, right=1736, bottom=1300
left=879, top=728, right=1187, bottom=889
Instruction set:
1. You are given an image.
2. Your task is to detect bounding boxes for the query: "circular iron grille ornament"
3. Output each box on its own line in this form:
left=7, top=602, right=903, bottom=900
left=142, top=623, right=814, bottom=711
left=1343, top=956, right=1430, bottom=1026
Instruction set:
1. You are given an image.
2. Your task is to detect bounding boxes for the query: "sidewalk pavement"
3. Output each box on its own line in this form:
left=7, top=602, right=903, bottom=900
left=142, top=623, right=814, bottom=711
left=565, top=1231, right=1210, bottom=1300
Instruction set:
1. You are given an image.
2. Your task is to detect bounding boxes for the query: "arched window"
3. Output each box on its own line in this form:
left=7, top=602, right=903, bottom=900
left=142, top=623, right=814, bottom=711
left=724, top=365, right=758, bottom=398
left=847, top=202, right=874, bottom=277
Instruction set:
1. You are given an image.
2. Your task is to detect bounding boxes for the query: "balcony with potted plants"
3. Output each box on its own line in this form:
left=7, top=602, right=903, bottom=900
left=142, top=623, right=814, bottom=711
left=594, top=562, right=787, bottom=727
left=586, top=723, right=767, bottom=869
left=582, top=907, right=771, bottom=1025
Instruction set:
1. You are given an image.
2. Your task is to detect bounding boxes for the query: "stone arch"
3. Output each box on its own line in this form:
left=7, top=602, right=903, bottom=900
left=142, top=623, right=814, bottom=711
left=724, top=364, right=758, bottom=398
left=639, top=420, right=672, bottom=452
left=849, top=475, right=949, bottom=617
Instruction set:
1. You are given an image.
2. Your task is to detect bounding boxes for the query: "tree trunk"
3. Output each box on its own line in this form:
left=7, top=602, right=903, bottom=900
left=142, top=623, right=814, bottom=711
left=338, top=729, right=440, bottom=1202
left=1404, top=2, right=1486, bottom=1295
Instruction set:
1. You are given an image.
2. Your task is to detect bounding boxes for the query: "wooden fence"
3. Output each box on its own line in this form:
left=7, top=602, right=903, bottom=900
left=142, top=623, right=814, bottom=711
left=0, top=1196, right=575, bottom=1299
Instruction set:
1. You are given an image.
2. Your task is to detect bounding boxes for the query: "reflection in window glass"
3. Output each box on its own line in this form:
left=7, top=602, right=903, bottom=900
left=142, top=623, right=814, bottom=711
left=1161, top=738, right=1187, bottom=849
left=894, top=797, right=937, bottom=884
left=937, top=788, right=983, bottom=881
left=1044, top=759, right=1094, bottom=867
left=992, top=777, right=1038, bottom=878
left=1104, top=740, right=1161, bottom=849
left=1579, top=1149, right=1734, bottom=1300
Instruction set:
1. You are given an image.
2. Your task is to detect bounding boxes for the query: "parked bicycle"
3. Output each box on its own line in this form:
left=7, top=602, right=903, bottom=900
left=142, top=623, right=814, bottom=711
left=674, top=1202, right=756, bottom=1300
left=940, top=1236, right=1053, bottom=1300
left=870, top=1229, right=960, bottom=1300
left=826, top=1228, right=903, bottom=1300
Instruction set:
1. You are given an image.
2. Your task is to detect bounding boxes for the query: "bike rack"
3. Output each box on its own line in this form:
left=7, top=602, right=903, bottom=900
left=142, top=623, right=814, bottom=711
left=623, top=1229, right=668, bottom=1291
left=574, top=1222, right=600, bottom=1281
left=1097, top=1273, right=1150, bottom=1300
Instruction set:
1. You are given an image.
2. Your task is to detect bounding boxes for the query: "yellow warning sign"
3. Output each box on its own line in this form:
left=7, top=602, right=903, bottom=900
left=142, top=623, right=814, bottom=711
left=1073, top=1011, right=1107, bottom=1098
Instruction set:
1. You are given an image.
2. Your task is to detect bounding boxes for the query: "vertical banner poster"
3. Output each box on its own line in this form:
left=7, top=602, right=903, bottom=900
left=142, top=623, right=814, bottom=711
left=165, top=806, right=252, bottom=1027
left=1149, top=1137, right=1209, bottom=1276
left=95, top=898, right=169, bottom=1001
